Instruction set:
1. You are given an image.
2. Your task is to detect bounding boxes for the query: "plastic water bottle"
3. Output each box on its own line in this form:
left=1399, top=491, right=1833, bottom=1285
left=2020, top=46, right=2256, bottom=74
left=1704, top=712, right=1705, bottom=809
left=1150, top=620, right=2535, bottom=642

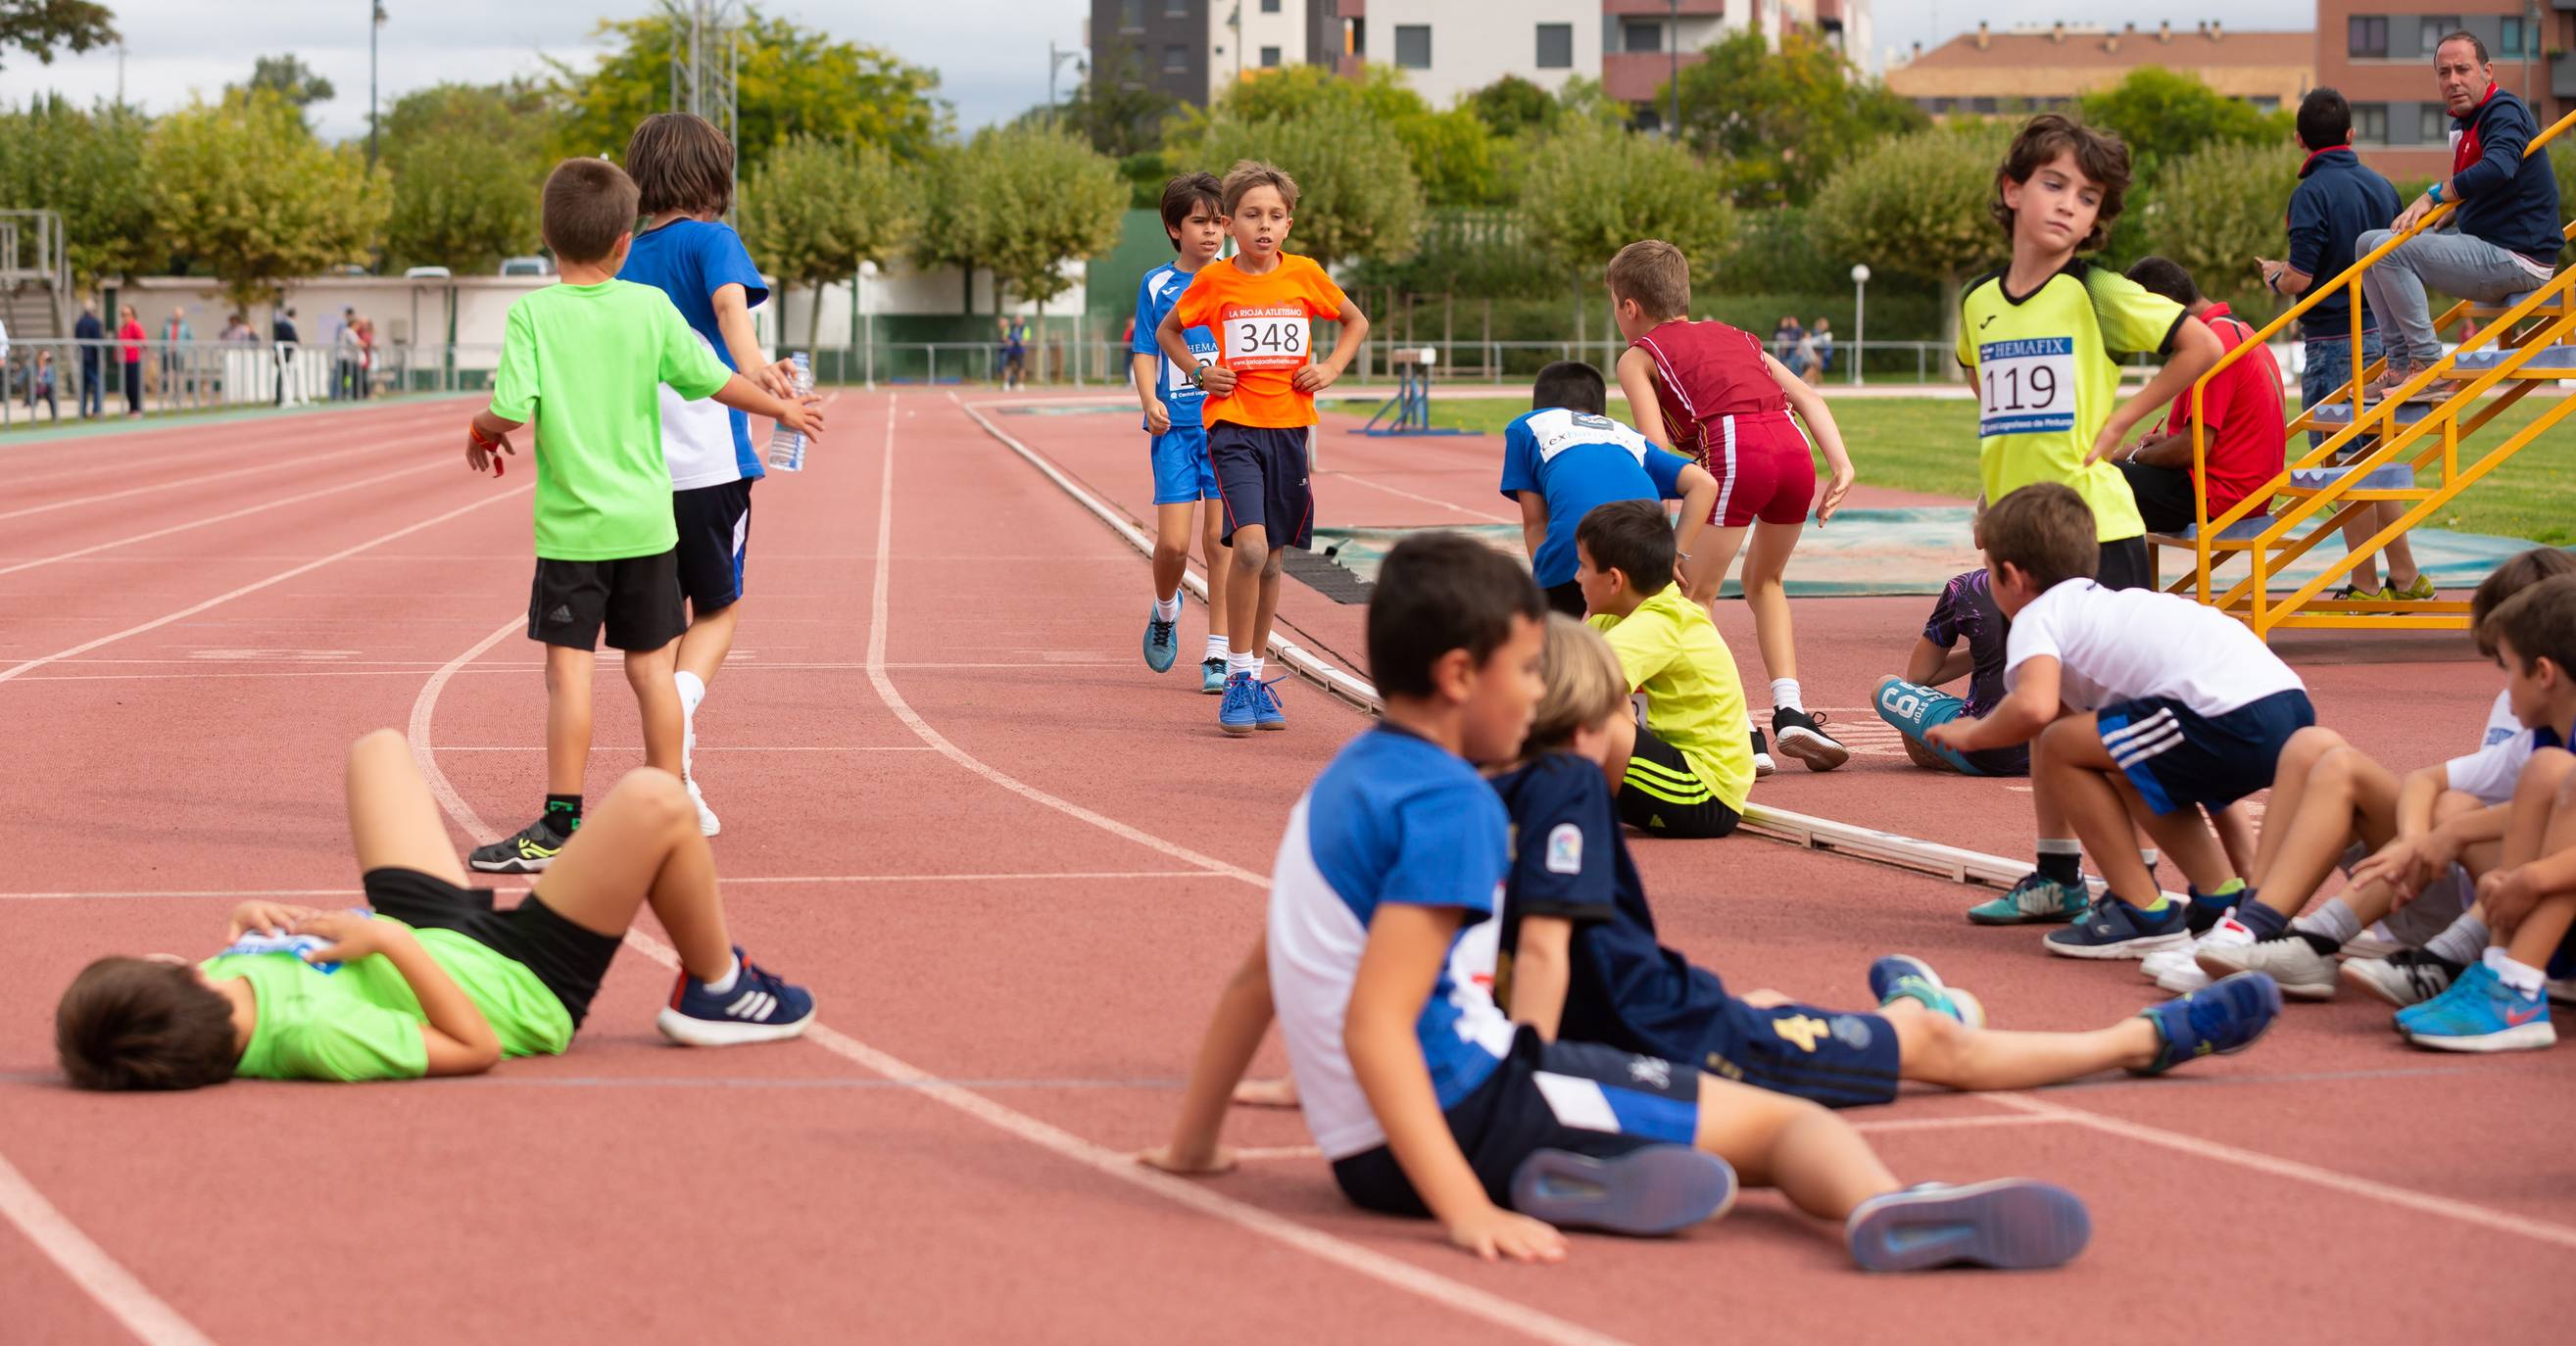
left=765, top=352, right=814, bottom=472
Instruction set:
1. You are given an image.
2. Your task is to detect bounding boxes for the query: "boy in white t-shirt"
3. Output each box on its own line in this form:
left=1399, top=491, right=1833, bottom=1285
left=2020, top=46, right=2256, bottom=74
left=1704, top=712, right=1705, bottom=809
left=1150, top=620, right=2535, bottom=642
left=1924, top=484, right=2314, bottom=958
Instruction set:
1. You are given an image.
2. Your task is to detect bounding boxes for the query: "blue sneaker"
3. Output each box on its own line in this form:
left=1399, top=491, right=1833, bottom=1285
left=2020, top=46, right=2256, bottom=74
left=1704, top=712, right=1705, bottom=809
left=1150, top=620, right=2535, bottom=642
left=1868, top=954, right=1985, bottom=1029
left=2133, top=970, right=2283, bottom=1075
left=1142, top=610, right=1179, bottom=673
left=1967, top=872, right=2090, bottom=926
left=1199, top=656, right=1227, bottom=694
left=1509, top=1145, right=1735, bottom=1235
left=2403, top=962, right=2556, bottom=1052
left=655, top=946, right=815, bottom=1046
left=2396, top=961, right=2492, bottom=1034
left=1845, top=1179, right=2090, bottom=1272
left=2044, top=896, right=2191, bottom=960
left=1219, top=671, right=1260, bottom=736
left=1253, top=675, right=1288, bottom=731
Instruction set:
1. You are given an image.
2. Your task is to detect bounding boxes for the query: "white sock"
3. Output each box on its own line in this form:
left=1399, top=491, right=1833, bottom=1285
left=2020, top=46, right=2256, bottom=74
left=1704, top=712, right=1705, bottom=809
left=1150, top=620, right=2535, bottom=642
left=2137, top=848, right=2159, bottom=871
left=2426, top=915, right=2490, bottom=966
left=1152, top=593, right=1182, bottom=623
left=2292, top=897, right=2362, bottom=946
left=675, top=669, right=705, bottom=717
left=1227, top=649, right=1256, bottom=678
left=1203, top=635, right=1228, bottom=661
left=699, top=952, right=741, bottom=994
left=1771, top=678, right=1803, bottom=714
left=1251, top=657, right=1267, bottom=680
left=2487, top=946, right=2547, bottom=996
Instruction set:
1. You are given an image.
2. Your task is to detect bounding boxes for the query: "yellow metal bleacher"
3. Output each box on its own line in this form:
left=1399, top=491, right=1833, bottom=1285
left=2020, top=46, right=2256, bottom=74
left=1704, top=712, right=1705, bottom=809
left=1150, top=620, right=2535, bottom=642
left=2158, top=108, right=2576, bottom=639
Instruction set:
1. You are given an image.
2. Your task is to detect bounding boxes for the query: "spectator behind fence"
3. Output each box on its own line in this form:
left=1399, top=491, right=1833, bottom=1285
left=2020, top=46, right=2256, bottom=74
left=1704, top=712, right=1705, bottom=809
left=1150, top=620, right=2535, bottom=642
left=116, top=305, right=144, bottom=417
left=2111, top=257, right=2286, bottom=537
left=271, top=307, right=300, bottom=407
left=28, top=348, right=58, bottom=420
left=73, top=299, right=103, bottom=418
left=1770, top=313, right=1804, bottom=363
left=1809, top=316, right=1835, bottom=382
left=220, top=312, right=255, bottom=344
left=162, top=306, right=193, bottom=404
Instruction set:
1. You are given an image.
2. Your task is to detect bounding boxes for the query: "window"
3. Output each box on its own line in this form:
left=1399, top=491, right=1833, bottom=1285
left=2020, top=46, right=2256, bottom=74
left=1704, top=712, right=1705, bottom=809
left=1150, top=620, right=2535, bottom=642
left=1394, top=24, right=1431, bottom=70
left=2500, top=17, right=2530, bottom=59
left=2348, top=15, right=2388, bottom=59
left=1262, top=0, right=1282, bottom=11
left=1163, top=44, right=1189, bottom=73
left=2420, top=103, right=2449, bottom=142
left=1969, top=97, right=1999, bottom=115
left=1164, top=0, right=1187, bottom=16
left=1260, top=45, right=1282, bottom=67
left=1623, top=21, right=1663, bottom=54
left=1121, top=0, right=1142, bottom=32
left=2418, top=17, right=2459, bottom=55
left=2353, top=102, right=2389, bottom=144
left=1536, top=23, right=1573, bottom=69
left=2251, top=96, right=2278, bottom=113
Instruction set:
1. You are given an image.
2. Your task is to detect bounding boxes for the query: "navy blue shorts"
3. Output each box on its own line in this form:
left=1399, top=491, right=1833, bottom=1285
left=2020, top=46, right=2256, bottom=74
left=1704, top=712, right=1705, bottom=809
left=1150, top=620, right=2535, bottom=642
left=1208, top=423, right=1313, bottom=550
left=673, top=479, right=753, bottom=612
left=2099, top=689, right=2315, bottom=815
left=1331, top=1027, right=1700, bottom=1217
left=1693, top=992, right=1902, bottom=1109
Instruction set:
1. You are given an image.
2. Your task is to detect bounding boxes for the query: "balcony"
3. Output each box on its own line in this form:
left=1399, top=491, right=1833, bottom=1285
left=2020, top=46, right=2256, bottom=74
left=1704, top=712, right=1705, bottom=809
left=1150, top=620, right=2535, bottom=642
left=1603, top=49, right=1708, bottom=103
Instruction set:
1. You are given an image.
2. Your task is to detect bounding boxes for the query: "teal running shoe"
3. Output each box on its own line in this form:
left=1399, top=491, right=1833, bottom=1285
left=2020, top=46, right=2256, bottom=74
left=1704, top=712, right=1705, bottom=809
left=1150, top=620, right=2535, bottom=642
left=1219, top=671, right=1260, bottom=736
left=1967, top=872, right=2090, bottom=926
left=1866, top=955, right=1985, bottom=1029
left=2403, top=962, right=2555, bottom=1052
left=1142, top=610, right=1180, bottom=673
left=1199, top=656, right=1227, bottom=694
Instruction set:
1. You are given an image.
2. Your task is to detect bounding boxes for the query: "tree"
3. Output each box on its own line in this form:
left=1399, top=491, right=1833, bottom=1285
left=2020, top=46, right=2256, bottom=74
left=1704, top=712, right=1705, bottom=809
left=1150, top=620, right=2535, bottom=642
left=1192, top=105, right=1425, bottom=269
left=913, top=124, right=1123, bottom=314
left=1517, top=118, right=1735, bottom=285
left=0, top=0, right=116, bottom=69
left=1660, top=28, right=1925, bottom=209
left=0, top=94, right=159, bottom=285
left=243, top=54, right=335, bottom=111
left=381, top=82, right=559, bottom=273
left=1466, top=74, right=1556, bottom=140
left=1165, top=64, right=1502, bottom=207
left=147, top=92, right=390, bottom=312
left=1814, top=121, right=2016, bottom=361
left=740, top=136, right=919, bottom=348
left=549, top=7, right=948, bottom=175
left=2077, top=67, right=2293, bottom=186
left=2140, top=140, right=2304, bottom=311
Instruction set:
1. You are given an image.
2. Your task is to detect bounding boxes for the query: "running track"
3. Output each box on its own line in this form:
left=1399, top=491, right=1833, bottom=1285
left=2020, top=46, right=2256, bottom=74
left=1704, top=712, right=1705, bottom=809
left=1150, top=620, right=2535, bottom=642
left=1, top=393, right=2568, bottom=1344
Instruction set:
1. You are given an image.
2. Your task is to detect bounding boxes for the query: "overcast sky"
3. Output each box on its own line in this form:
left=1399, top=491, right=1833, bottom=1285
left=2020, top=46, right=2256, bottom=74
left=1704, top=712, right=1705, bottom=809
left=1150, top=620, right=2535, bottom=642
left=3, top=1, right=2318, bottom=142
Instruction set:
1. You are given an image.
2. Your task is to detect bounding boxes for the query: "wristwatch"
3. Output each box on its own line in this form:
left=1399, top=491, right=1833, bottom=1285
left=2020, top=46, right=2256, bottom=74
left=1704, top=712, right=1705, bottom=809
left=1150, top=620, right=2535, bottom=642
left=1189, top=362, right=1210, bottom=389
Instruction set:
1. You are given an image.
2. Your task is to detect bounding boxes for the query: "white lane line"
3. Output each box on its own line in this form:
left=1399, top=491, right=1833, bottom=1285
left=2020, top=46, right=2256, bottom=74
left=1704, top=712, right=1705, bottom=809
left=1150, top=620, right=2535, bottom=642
left=429, top=745, right=940, bottom=752
left=0, top=872, right=1226, bottom=902
left=0, top=486, right=530, bottom=688
left=0, top=459, right=454, bottom=578
left=0, top=438, right=404, bottom=524
left=0, top=1149, right=217, bottom=1346
left=1983, top=1092, right=2576, bottom=1250
left=408, top=613, right=525, bottom=834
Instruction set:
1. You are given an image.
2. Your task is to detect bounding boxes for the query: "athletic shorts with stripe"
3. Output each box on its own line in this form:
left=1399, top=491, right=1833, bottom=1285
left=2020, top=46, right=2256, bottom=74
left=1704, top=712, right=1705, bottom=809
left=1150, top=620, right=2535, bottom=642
left=1618, top=724, right=1740, bottom=839
left=1147, top=425, right=1218, bottom=505
left=1208, top=423, right=1314, bottom=550
left=1331, top=1027, right=1701, bottom=1217
left=673, top=479, right=753, bottom=611
left=1874, top=678, right=2029, bottom=777
left=1699, top=409, right=1816, bottom=529
left=2097, top=689, right=2315, bottom=815
left=1693, top=994, right=1903, bottom=1109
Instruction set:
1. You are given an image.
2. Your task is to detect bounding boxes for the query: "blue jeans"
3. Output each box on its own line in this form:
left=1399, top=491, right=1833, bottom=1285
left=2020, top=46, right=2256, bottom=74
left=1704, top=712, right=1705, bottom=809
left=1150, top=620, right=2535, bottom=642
left=2301, top=330, right=2381, bottom=451
left=2357, top=227, right=2544, bottom=369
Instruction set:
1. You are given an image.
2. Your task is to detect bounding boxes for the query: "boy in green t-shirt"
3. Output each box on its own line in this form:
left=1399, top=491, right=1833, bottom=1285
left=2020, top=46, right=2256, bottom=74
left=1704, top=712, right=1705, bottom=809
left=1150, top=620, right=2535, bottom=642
left=1958, top=114, right=2221, bottom=591
left=1574, top=500, right=1757, bottom=839
left=462, top=158, right=823, bottom=876
left=55, top=731, right=816, bottom=1087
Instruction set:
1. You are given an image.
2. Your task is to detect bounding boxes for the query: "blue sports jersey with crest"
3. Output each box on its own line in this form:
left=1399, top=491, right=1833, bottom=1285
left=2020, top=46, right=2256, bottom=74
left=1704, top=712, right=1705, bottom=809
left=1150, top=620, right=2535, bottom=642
left=1132, top=262, right=1219, bottom=430
left=1497, top=408, right=1692, bottom=588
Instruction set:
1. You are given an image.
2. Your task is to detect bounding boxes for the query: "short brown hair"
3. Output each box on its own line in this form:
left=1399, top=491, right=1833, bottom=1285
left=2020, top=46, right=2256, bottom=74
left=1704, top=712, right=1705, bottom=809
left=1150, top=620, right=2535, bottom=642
left=2471, top=548, right=2576, bottom=655
left=1992, top=114, right=2132, bottom=252
left=1220, top=160, right=1298, bottom=216
left=625, top=112, right=734, bottom=218
left=56, top=957, right=238, bottom=1091
left=1525, top=615, right=1628, bottom=755
left=1605, top=239, right=1690, bottom=322
left=1575, top=499, right=1676, bottom=598
left=1159, top=171, right=1224, bottom=250
left=2482, top=573, right=2576, bottom=675
left=1981, top=483, right=2099, bottom=591
left=540, top=158, right=641, bottom=265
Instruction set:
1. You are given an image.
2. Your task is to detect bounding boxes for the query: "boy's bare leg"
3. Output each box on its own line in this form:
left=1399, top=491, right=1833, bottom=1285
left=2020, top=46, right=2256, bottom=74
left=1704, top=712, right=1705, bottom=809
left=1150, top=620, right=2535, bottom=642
left=544, top=645, right=596, bottom=796
left=1882, top=999, right=2160, bottom=1088
left=2038, top=717, right=2218, bottom=906
left=1679, top=523, right=1749, bottom=606
left=1600, top=713, right=1638, bottom=792
left=1252, top=548, right=1286, bottom=656
left=675, top=601, right=740, bottom=689
left=1150, top=503, right=1196, bottom=607
left=2247, top=744, right=2401, bottom=917
left=1692, top=1076, right=1895, bottom=1220
left=2212, top=803, right=2258, bottom=878
left=1735, top=519, right=1806, bottom=684
left=1199, top=503, right=1232, bottom=646
left=625, top=639, right=683, bottom=774
left=529, top=767, right=732, bottom=981
left=2246, top=727, right=2346, bottom=882
left=1225, top=522, right=1269, bottom=658
left=346, top=730, right=471, bottom=886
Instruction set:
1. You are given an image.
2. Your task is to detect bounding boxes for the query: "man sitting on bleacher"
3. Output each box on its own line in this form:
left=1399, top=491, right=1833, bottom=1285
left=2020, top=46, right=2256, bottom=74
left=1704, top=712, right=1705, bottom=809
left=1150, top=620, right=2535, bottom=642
left=2358, top=30, right=2561, bottom=404
left=2104, top=258, right=2283, bottom=538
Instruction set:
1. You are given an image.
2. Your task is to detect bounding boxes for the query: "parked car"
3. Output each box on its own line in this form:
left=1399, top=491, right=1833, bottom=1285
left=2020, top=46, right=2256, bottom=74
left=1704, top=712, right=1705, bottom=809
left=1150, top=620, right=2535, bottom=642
left=499, top=256, right=555, bottom=277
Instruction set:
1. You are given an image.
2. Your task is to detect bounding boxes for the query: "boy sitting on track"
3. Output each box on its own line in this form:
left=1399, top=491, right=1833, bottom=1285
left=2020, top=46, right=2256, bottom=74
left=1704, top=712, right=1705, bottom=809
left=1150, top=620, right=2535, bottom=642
left=618, top=112, right=805, bottom=838
left=463, top=158, right=822, bottom=874
left=55, top=730, right=815, bottom=1088
left=1157, top=160, right=1372, bottom=737
left=1578, top=500, right=1756, bottom=841
left=1874, top=500, right=2030, bottom=778
left=1492, top=612, right=2281, bottom=1106
left=1961, top=114, right=2222, bottom=593
left=1142, top=534, right=2090, bottom=1271
left=1132, top=171, right=1235, bottom=692
left=1608, top=238, right=1857, bottom=775
left=1498, top=360, right=1718, bottom=618
left=1923, top=485, right=2311, bottom=957
left=2174, top=549, right=2576, bottom=999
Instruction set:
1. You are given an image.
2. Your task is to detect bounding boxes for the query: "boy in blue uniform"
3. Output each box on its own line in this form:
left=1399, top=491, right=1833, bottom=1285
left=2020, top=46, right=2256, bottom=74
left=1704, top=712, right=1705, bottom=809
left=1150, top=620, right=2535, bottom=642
left=616, top=112, right=802, bottom=837
left=1142, top=534, right=2091, bottom=1272
left=1497, top=361, right=1718, bottom=618
left=1132, top=172, right=1233, bottom=691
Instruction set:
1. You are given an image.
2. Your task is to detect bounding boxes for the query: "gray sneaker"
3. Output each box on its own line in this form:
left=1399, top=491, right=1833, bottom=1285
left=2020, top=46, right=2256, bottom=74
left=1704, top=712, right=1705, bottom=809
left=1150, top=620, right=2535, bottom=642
left=2196, top=937, right=2337, bottom=1000
left=2340, top=948, right=2461, bottom=1007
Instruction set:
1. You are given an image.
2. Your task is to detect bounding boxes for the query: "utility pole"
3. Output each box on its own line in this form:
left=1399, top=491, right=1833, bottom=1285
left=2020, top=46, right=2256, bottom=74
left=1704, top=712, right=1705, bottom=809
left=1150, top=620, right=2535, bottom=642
left=670, top=0, right=742, bottom=209
left=1667, top=0, right=1680, bottom=139
left=368, top=2, right=386, bottom=170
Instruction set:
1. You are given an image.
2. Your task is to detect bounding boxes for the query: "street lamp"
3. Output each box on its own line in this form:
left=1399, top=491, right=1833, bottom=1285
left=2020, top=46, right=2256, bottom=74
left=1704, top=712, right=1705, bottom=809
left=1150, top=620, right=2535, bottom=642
left=858, top=260, right=880, bottom=390
left=1049, top=40, right=1085, bottom=108
left=1849, top=264, right=1871, bottom=388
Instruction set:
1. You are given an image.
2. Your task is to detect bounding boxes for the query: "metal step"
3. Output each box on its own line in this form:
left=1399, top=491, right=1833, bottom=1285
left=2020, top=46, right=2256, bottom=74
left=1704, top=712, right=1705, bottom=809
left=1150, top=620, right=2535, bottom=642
left=2453, top=344, right=2576, bottom=372
left=2308, top=399, right=2433, bottom=426
left=2467, top=288, right=2570, bottom=319
left=2283, top=462, right=2420, bottom=501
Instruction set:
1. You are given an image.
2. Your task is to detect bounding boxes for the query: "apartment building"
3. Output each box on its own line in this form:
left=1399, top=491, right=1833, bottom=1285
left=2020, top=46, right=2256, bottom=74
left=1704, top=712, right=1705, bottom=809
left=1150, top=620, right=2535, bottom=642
left=2314, top=2, right=2575, bottom=179
left=1090, top=0, right=1344, bottom=106
left=1886, top=21, right=2313, bottom=118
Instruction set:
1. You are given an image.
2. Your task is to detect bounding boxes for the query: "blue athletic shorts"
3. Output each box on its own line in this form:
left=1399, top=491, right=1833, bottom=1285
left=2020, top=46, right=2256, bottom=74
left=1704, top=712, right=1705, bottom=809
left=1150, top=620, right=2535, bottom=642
left=2099, top=689, right=2315, bottom=815
left=1694, top=993, right=1902, bottom=1109
left=1874, top=678, right=2029, bottom=777
left=1209, top=423, right=1314, bottom=550
left=1147, top=425, right=1216, bottom=505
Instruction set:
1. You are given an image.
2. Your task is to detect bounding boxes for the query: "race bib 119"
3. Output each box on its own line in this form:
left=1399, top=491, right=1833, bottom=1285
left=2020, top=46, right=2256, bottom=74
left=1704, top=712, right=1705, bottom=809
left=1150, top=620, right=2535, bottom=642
left=1975, top=337, right=2075, bottom=437
left=1222, top=305, right=1309, bottom=371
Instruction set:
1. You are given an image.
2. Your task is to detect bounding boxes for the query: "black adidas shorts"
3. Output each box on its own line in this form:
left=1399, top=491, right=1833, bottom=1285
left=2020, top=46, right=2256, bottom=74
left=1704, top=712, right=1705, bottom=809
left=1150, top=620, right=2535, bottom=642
left=361, top=867, right=624, bottom=1028
left=527, top=550, right=686, bottom=652
left=1618, top=726, right=1740, bottom=839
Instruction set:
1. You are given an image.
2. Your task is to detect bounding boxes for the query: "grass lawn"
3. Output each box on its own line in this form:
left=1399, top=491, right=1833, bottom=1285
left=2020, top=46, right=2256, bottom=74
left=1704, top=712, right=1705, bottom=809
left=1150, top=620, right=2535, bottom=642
left=1424, top=393, right=2576, bottom=546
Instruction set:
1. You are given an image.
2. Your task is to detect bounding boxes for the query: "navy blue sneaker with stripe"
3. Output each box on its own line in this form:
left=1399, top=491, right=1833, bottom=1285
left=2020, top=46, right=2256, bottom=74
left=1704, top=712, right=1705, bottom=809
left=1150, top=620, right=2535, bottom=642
left=1509, top=1145, right=1736, bottom=1236
left=2133, top=970, right=2283, bottom=1075
left=2043, top=896, right=2191, bottom=959
left=656, top=945, right=815, bottom=1046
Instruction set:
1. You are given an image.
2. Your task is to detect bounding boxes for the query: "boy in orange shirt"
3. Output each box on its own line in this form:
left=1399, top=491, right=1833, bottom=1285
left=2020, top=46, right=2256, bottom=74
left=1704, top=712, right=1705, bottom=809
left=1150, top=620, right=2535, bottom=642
left=1158, top=160, right=1372, bottom=736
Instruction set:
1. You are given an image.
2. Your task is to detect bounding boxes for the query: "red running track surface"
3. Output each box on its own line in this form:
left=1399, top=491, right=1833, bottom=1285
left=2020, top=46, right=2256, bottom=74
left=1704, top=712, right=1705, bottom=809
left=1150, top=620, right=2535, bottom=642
left=2, top=391, right=2570, bottom=1345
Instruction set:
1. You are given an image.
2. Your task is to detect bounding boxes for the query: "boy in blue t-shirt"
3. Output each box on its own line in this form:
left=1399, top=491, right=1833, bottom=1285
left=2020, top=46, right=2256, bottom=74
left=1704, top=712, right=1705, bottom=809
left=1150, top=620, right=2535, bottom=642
left=1142, top=535, right=2091, bottom=1272
left=1132, top=172, right=1233, bottom=691
left=1498, top=361, right=1718, bottom=617
left=617, top=113, right=802, bottom=838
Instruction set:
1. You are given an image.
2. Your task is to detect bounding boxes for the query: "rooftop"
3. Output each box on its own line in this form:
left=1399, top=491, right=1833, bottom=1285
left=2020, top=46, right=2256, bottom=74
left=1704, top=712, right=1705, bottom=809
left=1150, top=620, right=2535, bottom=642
left=1896, top=22, right=2310, bottom=72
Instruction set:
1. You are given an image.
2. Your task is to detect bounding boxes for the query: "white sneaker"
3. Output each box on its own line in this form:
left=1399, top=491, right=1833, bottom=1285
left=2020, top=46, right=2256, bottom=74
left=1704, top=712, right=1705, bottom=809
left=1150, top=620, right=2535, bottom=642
left=2147, top=916, right=2253, bottom=994
left=685, top=775, right=721, bottom=837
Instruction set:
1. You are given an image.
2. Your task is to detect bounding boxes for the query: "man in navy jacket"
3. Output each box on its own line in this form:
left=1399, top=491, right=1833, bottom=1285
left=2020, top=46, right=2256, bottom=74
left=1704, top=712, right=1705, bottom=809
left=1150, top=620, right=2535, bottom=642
left=2357, top=31, right=2561, bottom=400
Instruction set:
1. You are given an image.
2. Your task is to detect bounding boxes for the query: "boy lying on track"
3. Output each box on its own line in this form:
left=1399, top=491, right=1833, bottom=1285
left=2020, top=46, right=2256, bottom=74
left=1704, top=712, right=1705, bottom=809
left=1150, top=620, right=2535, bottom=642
left=56, top=731, right=814, bottom=1088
